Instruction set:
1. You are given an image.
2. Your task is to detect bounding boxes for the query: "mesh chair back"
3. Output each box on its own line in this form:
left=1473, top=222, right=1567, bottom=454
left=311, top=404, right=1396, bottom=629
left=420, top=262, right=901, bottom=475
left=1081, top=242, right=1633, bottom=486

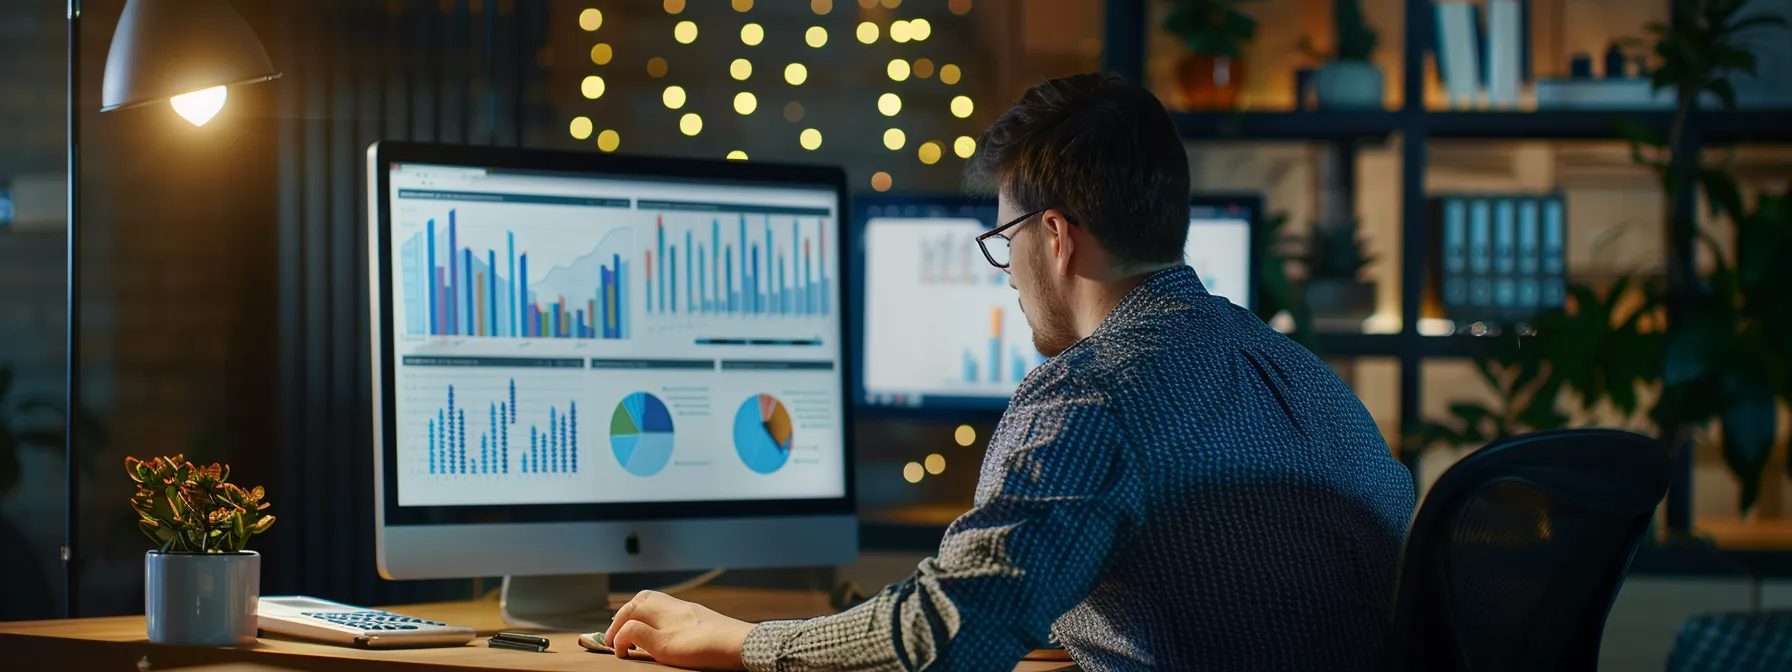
left=1386, top=429, right=1672, bottom=672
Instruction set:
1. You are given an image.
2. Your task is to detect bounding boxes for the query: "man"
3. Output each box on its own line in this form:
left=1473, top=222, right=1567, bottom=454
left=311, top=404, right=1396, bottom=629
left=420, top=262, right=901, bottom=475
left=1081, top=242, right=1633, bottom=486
left=603, top=73, right=1416, bottom=671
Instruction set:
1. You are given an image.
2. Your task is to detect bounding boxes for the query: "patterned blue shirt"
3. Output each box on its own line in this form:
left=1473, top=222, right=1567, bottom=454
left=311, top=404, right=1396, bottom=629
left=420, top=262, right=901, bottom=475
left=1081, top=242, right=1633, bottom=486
left=744, top=265, right=1415, bottom=671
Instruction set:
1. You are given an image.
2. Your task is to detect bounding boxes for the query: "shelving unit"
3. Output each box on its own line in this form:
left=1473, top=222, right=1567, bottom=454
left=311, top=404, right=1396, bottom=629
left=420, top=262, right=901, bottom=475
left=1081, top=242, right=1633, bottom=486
left=1102, top=0, right=1792, bottom=534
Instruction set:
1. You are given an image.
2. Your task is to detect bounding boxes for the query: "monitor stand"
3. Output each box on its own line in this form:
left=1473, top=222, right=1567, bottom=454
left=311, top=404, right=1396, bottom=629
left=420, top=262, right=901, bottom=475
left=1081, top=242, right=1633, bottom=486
left=499, top=574, right=617, bottom=632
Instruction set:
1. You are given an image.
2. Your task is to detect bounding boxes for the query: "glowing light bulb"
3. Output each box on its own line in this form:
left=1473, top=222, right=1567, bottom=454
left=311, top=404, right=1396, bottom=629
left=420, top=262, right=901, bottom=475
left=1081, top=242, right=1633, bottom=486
left=871, top=171, right=893, bottom=192
left=581, top=75, right=606, bottom=99
left=578, top=8, right=602, bottom=31
left=911, top=18, right=931, bottom=40
left=883, top=128, right=905, bottom=150
left=887, top=59, right=910, bottom=81
left=730, top=58, right=753, bottom=80
left=590, top=43, right=613, bottom=65
left=918, top=141, right=941, bottom=165
left=569, top=116, right=593, bottom=140
left=856, top=22, right=878, bottom=44
left=878, top=93, right=901, bottom=116
left=805, top=26, right=827, bottom=47
left=941, top=63, right=961, bottom=84
left=727, top=150, right=749, bottom=160
left=924, top=453, right=945, bottom=474
left=597, top=129, right=620, bottom=151
left=890, top=20, right=911, bottom=43
left=799, top=128, right=822, bottom=150
left=674, top=20, right=698, bottom=44
left=954, top=425, right=975, bottom=446
left=903, top=462, right=923, bottom=483
left=680, top=113, right=703, bottom=135
left=954, top=135, right=976, bottom=158
left=663, top=85, right=687, bottom=109
left=734, top=91, right=758, bottom=114
left=170, top=86, right=227, bottom=126
left=785, top=63, right=808, bottom=85
left=741, top=23, right=764, bottom=46
left=950, top=95, right=974, bottom=118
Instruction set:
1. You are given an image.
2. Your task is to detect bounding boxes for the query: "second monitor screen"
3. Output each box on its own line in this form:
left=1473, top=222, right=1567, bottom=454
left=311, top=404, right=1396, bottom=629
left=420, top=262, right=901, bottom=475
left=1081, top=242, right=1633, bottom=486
left=860, top=200, right=1254, bottom=409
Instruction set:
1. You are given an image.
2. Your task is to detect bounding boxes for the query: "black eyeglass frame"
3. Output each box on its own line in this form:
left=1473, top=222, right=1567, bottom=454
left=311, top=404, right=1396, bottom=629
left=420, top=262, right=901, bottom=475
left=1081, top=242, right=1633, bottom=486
left=974, top=208, right=1054, bottom=268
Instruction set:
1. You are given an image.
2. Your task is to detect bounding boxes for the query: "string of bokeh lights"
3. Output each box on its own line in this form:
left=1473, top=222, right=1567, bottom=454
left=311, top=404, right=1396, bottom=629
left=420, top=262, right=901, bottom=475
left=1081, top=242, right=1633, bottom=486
left=569, top=0, right=979, bottom=193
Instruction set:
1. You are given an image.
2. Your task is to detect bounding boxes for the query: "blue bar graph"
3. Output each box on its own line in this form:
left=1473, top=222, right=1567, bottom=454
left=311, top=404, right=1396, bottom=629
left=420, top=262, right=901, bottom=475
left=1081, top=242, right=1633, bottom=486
left=640, top=214, right=831, bottom=318
left=402, top=210, right=630, bottom=339
left=424, top=379, right=578, bottom=477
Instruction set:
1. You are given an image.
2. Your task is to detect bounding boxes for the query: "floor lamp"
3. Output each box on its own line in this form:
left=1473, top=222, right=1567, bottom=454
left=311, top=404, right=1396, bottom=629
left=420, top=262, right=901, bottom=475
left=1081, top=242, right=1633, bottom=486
left=65, top=0, right=279, bottom=618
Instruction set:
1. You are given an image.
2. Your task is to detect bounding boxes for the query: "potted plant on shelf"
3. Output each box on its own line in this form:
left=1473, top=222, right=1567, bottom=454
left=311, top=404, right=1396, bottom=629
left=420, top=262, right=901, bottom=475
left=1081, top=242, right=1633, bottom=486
left=1161, top=0, right=1261, bottom=109
left=1298, top=219, right=1376, bottom=328
left=1300, top=0, right=1382, bottom=109
left=129, top=454, right=274, bottom=646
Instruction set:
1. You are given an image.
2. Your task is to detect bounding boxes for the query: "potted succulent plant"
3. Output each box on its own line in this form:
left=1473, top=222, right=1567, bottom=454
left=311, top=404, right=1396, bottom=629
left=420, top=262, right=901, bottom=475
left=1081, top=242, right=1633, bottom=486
left=1300, top=0, right=1383, bottom=109
left=1300, top=219, right=1377, bottom=327
left=128, top=454, right=274, bottom=646
left=1161, top=0, right=1261, bottom=109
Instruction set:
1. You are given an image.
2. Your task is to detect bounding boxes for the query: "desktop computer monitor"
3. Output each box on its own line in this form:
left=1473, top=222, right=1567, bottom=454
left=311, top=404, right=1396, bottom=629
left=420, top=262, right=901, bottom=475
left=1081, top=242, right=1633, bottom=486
left=367, top=143, right=855, bottom=620
left=852, top=193, right=1260, bottom=415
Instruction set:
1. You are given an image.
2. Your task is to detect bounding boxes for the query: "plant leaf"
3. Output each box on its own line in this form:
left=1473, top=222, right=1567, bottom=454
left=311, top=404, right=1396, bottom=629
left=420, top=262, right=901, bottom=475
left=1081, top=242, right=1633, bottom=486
left=1721, top=374, right=1778, bottom=515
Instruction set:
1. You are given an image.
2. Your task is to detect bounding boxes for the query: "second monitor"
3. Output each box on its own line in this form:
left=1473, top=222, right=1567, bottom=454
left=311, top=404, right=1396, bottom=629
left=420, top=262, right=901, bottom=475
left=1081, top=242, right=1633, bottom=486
left=853, top=194, right=1260, bottom=414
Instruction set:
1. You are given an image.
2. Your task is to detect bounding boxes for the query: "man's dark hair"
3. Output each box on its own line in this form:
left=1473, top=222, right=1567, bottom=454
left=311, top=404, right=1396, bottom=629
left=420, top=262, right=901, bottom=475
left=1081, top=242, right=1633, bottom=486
left=968, top=73, right=1190, bottom=267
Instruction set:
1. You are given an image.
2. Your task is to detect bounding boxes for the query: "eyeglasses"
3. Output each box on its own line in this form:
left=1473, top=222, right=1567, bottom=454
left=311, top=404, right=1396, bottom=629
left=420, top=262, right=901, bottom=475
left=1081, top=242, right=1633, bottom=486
left=975, top=208, right=1048, bottom=268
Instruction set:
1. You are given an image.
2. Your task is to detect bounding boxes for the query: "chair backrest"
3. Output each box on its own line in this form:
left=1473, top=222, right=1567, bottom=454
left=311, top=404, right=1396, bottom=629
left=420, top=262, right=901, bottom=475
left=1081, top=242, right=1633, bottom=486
left=1385, top=428, right=1672, bottom=672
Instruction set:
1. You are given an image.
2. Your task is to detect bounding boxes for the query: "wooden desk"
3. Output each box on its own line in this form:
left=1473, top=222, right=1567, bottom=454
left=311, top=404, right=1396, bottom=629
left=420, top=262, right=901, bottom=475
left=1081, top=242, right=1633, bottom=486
left=0, top=587, right=1073, bottom=671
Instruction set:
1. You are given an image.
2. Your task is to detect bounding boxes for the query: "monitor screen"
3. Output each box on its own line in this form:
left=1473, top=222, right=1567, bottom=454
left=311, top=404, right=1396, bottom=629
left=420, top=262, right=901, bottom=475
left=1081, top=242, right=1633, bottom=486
left=854, top=195, right=1257, bottom=412
left=383, top=162, right=847, bottom=508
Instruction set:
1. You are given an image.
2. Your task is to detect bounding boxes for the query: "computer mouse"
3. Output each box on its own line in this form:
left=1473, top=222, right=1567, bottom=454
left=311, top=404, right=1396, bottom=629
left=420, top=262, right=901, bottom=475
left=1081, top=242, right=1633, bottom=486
left=578, top=631, right=655, bottom=661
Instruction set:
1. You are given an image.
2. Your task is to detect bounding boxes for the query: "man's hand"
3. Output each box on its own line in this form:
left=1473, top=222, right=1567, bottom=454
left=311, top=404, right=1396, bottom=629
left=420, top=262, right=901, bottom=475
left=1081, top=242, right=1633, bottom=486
left=603, top=590, right=757, bottom=671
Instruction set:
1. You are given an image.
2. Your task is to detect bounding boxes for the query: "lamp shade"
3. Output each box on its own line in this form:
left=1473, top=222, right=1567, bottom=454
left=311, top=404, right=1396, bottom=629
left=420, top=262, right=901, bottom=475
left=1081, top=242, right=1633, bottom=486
left=100, top=0, right=281, bottom=112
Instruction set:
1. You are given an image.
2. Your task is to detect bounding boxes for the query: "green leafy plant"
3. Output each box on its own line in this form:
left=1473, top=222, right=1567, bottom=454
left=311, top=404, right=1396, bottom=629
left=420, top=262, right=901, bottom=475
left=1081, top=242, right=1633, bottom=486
left=1409, top=277, right=1664, bottom=450
left=1302, top=219, right=1375, bottom=280
left=0, top=365, right=107, bottom=499
left=1256, top=212, right=1318, bottom=352
left=127, top=454, right=274, bottom=553
left=1612, top=0, right=1790, bottom=514
left=1161, top=0, right=1262, bottom=59
left=0, top=366, right=62, bottom=499
left=1299, top=0, right=1378, bottom=62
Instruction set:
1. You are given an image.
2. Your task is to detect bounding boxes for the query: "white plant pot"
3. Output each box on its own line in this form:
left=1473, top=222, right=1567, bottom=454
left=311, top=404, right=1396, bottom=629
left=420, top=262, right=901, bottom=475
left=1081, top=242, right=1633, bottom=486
left=145, top=550, right=260, bottom=646
left=1314, top=61, right=1385, bottom=110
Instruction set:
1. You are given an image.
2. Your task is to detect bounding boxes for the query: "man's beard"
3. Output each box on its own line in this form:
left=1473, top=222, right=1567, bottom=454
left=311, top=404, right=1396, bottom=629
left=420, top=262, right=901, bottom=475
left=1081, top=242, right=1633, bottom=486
left=1020, top=240, right=1078, bottom=357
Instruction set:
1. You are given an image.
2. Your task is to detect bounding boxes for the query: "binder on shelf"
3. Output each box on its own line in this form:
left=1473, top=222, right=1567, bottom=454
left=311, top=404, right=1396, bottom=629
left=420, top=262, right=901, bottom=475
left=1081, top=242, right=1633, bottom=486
left=1468, top=199, right=1493, bottom=310
left=1488, top=0, right=1522, bottom=107
left=1436, top=2, right=1482, bottom=108
left=1425, top=193, right=1569, bottom=327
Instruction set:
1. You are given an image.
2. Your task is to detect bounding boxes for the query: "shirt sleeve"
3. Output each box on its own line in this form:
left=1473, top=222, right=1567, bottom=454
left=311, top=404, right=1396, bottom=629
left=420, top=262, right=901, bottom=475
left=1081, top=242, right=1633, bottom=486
left=741, top=394, right=1139, bottom=672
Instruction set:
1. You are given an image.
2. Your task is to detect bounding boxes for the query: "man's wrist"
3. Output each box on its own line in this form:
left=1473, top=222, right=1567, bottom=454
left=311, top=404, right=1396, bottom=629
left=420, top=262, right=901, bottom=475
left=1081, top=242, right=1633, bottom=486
left=740, top=620, right=801, bottom=672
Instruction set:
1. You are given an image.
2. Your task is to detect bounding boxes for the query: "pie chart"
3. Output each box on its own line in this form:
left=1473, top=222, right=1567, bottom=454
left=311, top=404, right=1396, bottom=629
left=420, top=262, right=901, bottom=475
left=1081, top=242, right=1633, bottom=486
left=733, top=393, right=793, bottom=474
left=610, top=392, right=675, bottom=477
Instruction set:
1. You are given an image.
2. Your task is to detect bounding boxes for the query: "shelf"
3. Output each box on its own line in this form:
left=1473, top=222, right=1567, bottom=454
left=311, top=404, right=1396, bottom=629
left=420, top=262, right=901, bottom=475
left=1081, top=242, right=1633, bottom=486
left=1313, top=333, right=1490, bottom=359
left=1170, top=110, right=1792, bottom=143
left=1171, top=111, right=1399, bottom=141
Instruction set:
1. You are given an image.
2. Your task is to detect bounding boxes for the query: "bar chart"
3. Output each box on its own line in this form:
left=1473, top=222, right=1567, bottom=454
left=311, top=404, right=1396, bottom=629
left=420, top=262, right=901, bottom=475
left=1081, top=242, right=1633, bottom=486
left=641, top=214, right=832, bottom=319
left=424, top=378, right=579, bottom=476
left=399, top=209, right=633, bottom=340
left=920, top=230, right=1006, bottom=286
left=961, top=306, right=1044, bottom=384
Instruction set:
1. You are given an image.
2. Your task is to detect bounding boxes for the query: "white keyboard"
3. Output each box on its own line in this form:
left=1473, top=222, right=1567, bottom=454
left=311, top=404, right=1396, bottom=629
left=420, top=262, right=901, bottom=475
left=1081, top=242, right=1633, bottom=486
left=257, top=596, right=477, bottom=649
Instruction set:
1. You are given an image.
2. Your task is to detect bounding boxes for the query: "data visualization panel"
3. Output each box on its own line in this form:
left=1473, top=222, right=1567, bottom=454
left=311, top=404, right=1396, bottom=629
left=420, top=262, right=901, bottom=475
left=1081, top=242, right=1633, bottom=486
left=387, top=164, right=844, bottom=506
left=858, top=198, right=1256, bottom=411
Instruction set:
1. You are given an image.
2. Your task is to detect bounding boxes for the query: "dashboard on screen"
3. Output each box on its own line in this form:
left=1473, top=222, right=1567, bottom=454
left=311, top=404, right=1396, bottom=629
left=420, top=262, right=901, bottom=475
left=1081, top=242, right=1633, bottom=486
left=854, top=196, right=1258, bottom=412
left=383, top=162, right=846, bottom=508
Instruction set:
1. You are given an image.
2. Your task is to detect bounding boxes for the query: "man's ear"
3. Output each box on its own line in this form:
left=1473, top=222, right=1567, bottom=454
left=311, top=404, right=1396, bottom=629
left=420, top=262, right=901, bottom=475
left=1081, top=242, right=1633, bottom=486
left=1047, top=210, right=1075, bottom=277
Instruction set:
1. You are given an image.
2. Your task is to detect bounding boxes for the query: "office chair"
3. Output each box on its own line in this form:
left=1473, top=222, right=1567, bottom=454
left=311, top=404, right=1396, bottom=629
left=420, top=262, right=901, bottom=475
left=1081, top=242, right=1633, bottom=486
left=1385, top=428, right=1672, bottom=672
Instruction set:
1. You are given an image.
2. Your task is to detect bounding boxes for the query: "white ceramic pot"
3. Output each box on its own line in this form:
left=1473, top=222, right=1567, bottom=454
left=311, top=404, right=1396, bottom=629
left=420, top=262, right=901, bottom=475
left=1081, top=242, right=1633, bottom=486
left=145, top=550, right=260, bottom=646
left=1314, top=61, right=1385, bottom=110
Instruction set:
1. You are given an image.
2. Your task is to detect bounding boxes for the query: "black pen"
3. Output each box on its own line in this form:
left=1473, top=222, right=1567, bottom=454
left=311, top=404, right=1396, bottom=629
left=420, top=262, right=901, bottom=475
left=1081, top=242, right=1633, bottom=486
left=488, top=631, right=550, bottom=652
